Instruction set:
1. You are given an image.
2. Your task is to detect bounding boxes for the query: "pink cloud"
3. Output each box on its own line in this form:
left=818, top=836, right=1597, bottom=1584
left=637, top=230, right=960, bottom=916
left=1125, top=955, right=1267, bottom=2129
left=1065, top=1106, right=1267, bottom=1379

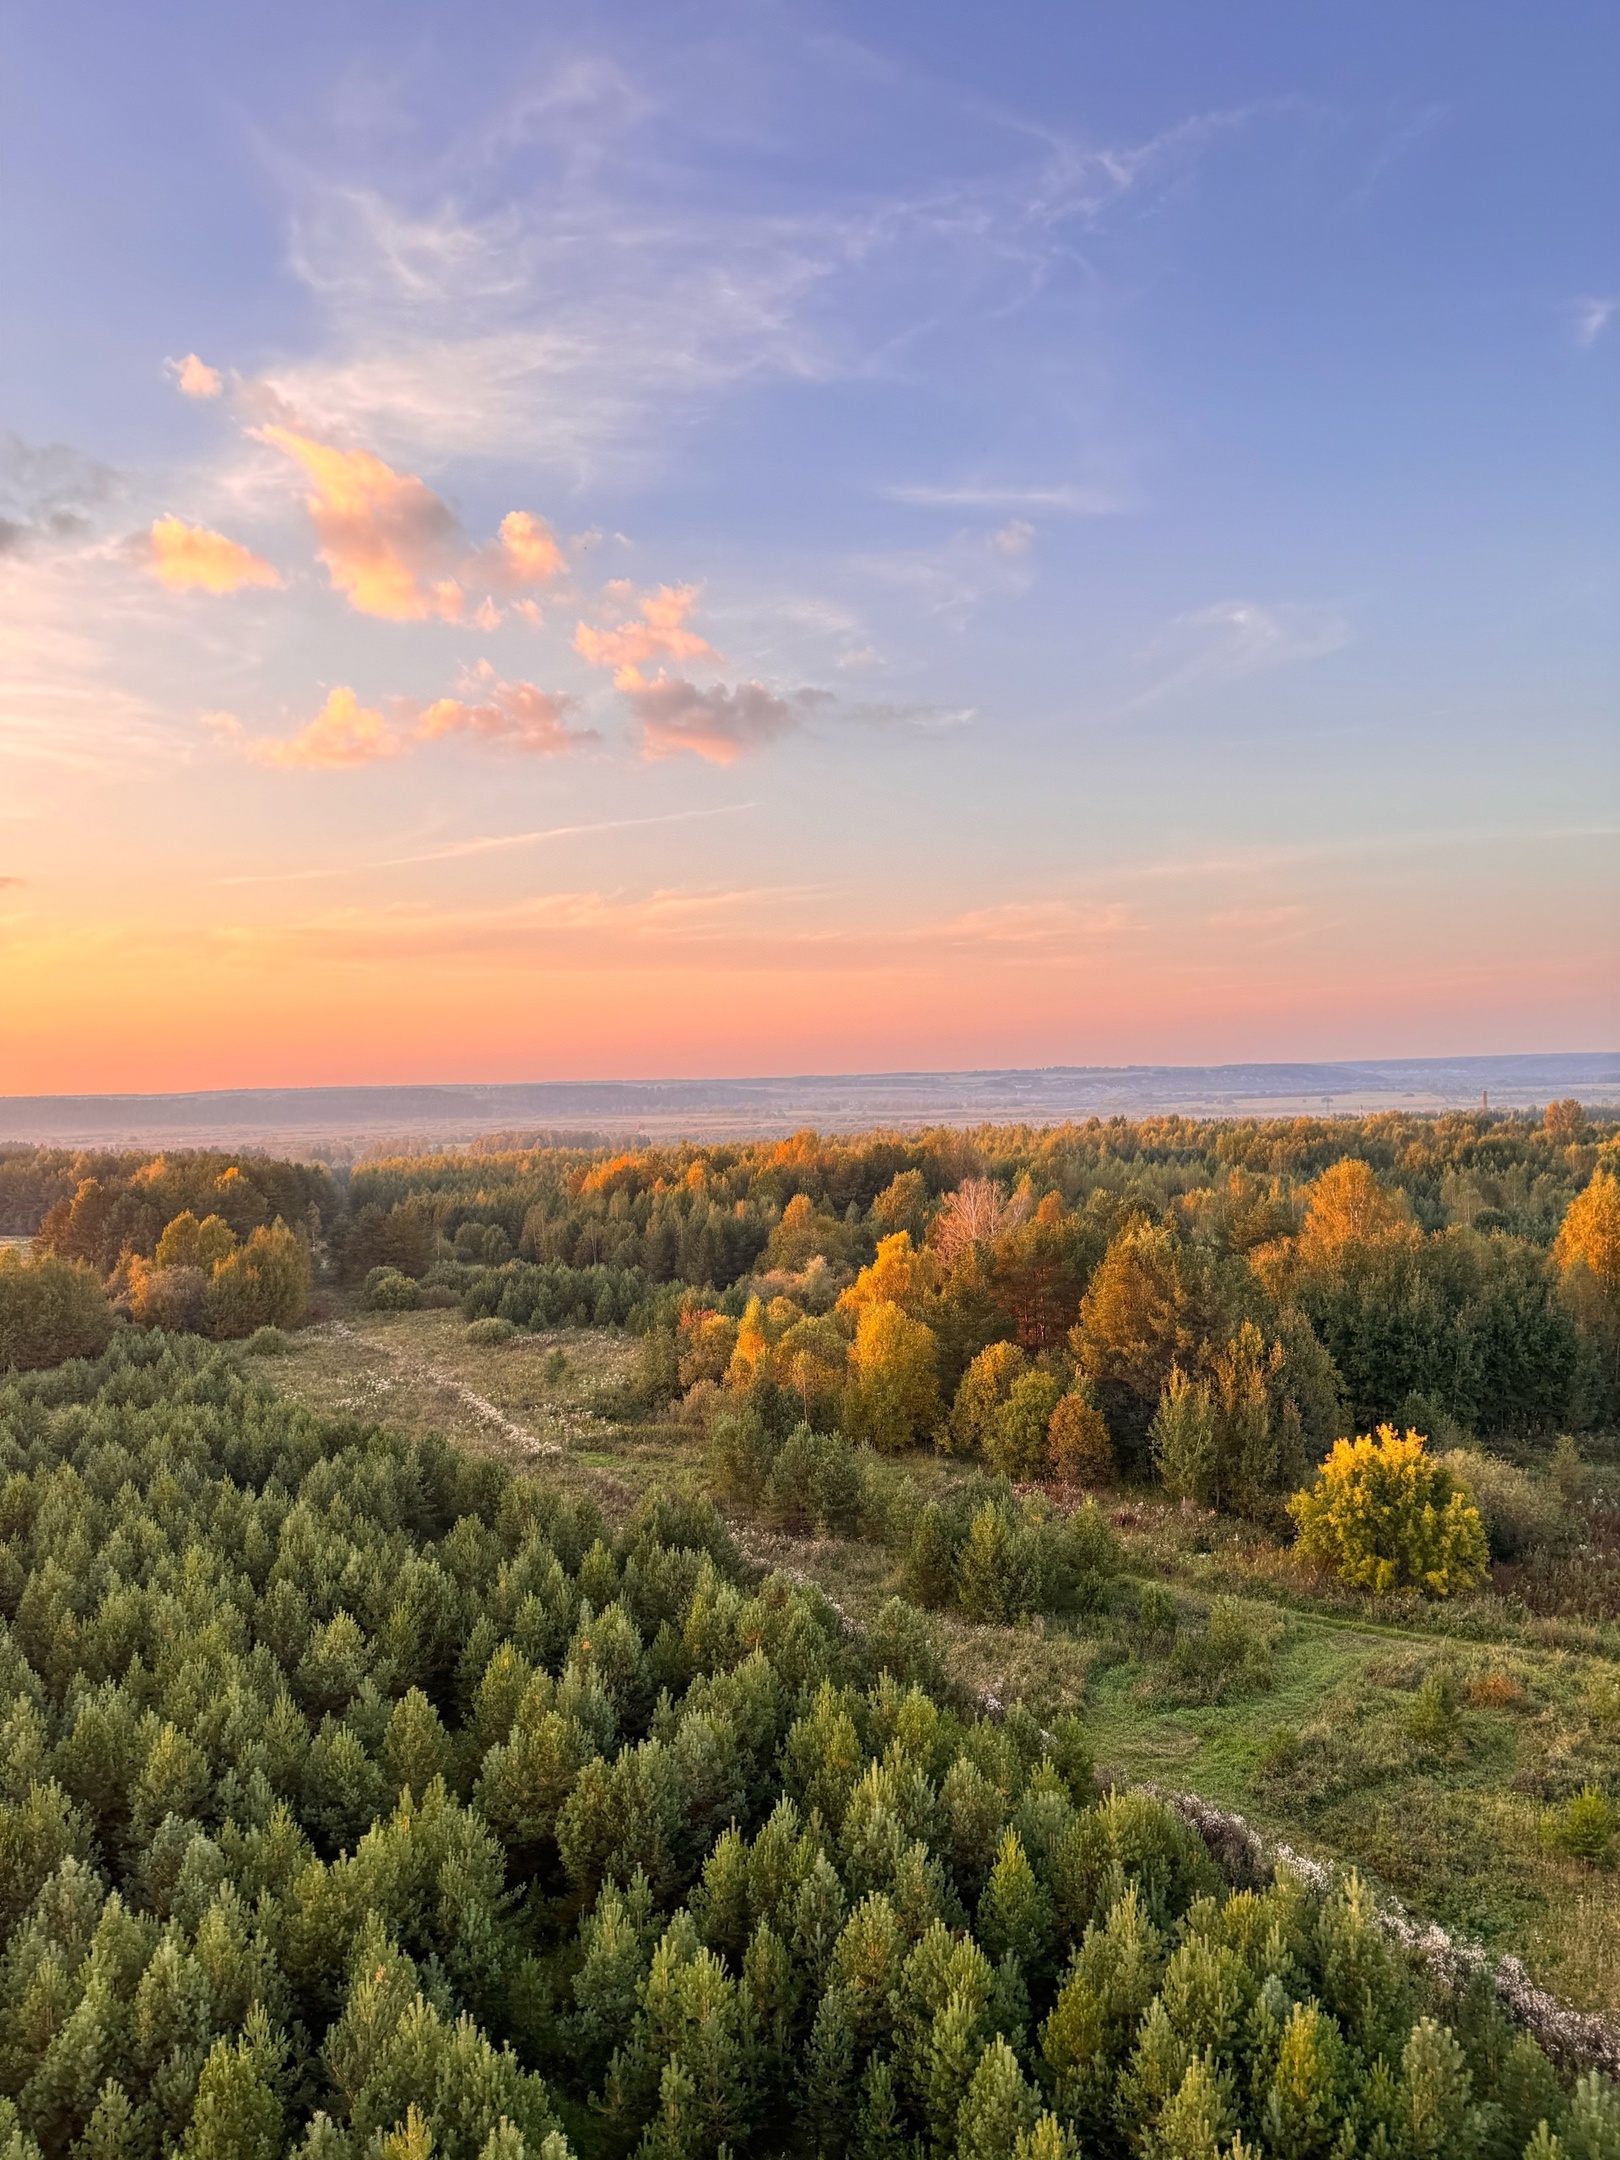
left=244, top=687, right=401, bottom=769
left=620, top=669, right=825, bottom=764
left=220, top=671, right=590, bottom=769
left=147, top=516, right=281, bottom=594
left=417, top=672, right=596, bottom=754
left=172, top=354, right=223, bottom=398
left=257, top=426, right=465, bottom=622
left=258, top=426, right=569, bottom=625
left=574, top=584, right=718, bottom=671
left=490, top=510, right=566, bottom=587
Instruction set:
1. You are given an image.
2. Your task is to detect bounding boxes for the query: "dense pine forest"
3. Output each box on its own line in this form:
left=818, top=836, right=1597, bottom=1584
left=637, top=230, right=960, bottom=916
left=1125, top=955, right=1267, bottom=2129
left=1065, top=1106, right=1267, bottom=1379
left=0, top=1109, right=1617, bottom=2156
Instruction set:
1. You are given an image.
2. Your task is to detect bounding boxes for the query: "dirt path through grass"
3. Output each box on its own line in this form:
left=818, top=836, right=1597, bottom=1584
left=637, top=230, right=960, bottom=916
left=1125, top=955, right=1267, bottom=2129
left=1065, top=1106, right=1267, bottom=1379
left=260, top=1309, right=1620, bottom=2013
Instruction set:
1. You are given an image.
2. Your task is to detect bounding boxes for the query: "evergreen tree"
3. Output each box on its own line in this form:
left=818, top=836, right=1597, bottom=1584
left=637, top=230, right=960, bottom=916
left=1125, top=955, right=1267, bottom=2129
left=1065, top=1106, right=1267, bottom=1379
left=853, top=2055, right=907, bottom=2160
left=954, top=2035, right=1038, bottom=2160
left=804, top=1986, right=856, bottom=2159
left=903, top=1506, right=959, bottom=1610
left=1561, top=2072, right=1620, bottom=2160
left=182, top=2020, right=284, bottom=2160
left=977, top=1830, right=1054, bottom=1977
left=1150, top=2054, right=1236, bottom=2160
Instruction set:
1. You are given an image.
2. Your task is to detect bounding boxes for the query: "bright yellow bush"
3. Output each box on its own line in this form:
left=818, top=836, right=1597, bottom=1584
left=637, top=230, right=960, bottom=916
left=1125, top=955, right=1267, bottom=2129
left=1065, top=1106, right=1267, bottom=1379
left=1288, top=1426, right=1489, bottom=1597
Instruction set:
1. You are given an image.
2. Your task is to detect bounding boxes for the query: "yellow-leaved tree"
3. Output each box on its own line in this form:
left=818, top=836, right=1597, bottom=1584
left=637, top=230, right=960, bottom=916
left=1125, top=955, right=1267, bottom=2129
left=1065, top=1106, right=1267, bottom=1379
left=1555, top=1165, right=1620, bottom=1385
left=837, top=1231, right=939, bottom=1320
left=1288, top=1427, right=1488, bottom=1597
left=843, top=1300, right=942, bottom=1452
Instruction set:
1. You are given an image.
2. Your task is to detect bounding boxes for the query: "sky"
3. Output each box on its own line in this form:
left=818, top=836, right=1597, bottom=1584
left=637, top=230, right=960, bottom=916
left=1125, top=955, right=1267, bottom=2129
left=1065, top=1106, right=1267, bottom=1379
left=1, top=0, right=1615, bottom=1092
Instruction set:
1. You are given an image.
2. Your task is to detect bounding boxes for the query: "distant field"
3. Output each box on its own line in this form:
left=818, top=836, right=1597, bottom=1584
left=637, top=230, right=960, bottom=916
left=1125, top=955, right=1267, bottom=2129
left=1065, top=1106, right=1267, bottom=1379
left=262, top=1305, right=1620, bottom=2015
left=3, top=1050, right=1614, bottom=1149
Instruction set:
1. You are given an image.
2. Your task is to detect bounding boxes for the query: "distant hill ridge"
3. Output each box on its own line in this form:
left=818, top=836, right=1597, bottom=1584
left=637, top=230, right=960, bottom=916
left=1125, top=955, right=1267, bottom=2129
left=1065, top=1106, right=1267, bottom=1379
left=0, top=1053, right=1615, bottom=1148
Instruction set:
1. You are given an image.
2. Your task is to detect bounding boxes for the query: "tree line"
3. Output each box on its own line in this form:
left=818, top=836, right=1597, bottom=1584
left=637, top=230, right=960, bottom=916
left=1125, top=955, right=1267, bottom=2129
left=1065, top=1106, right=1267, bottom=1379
left=2, top=1107, right=1617, bottom=1493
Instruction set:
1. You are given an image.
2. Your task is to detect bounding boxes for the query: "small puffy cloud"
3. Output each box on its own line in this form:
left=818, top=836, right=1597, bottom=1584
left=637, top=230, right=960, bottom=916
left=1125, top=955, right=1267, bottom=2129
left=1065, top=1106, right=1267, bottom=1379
left=575, top=583, right=718, bottom=671
left=0, top=433, right=119, bottom=554
left=989, top=519, right=1034, bottom=557
left=492, top=509, right=565, bottom=586
left=172, top=354, right=223, bottom=398
left=147, top=515, right=281, bottom=594
left=258, top=425, right=465, bottom=621
left=258, top=425, right=567, bottom=623
left=621, top=669, right=826, bottom=764
left=220, top=670, right=590, bottom=769
left=241, top=687, right=402, bottom=769
left=418, top=671, right=595, bottom=754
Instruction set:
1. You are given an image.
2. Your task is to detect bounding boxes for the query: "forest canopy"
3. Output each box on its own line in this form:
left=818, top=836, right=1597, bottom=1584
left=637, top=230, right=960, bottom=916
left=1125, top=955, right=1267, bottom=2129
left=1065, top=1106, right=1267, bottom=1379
left=0, top=1332, right=1605, bottom=2160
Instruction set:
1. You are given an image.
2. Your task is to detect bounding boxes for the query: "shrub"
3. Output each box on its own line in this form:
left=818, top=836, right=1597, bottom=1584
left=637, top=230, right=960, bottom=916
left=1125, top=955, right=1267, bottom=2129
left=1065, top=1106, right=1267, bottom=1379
left=1440, top=1449, right=1565, bottom=1560
left=0, top=1250, right=113, bottom=1370
left=465, top=1317, right=516, bottom=1347
left=763, top=1425, right=867, bottom=1537
left=1047, top=1387, right=1115, bottom=1484
left=1136, top=1583, right=1178, bottom=1640
left=1159, top=1597, right=1281, bottom=1704
left=1543, top=1785, right=1617, bottom=1865
left=708, top=1404, right=779, bottom=1507
left=244, top=1325, right=290, bottom=1356
left=1042, top=1499, right=1124, bottom=1613
left=127, top=1259, right=208, bottom=1332
left=363, top=1266, right=421, bottom=1312
left=1288, top=1426, right=1490, bottom=1597
left=956, top=1498, right=1044, bottom=1623
left=1550, top=1434, right=1590, bottom=1509
left=985, top=1368, right=1063, bottom=1479
left=904, top=1502, right=960, bottom=1608
left=203, top=1221, right=311, bottom=1335
left=863, top=1596, right=950, bottom=1697
left=1405, top=1668, right=1461, bottom=1753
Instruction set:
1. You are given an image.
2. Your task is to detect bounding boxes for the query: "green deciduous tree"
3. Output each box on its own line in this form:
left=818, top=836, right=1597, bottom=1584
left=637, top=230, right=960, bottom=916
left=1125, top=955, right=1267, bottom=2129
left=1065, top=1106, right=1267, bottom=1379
left=0, top=1252, right=112, bottom=1371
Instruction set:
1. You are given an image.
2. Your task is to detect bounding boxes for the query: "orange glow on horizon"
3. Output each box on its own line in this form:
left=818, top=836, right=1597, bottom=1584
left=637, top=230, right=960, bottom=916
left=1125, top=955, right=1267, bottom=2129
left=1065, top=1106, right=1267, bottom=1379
left=0, top=906, right=1606, bottom=1095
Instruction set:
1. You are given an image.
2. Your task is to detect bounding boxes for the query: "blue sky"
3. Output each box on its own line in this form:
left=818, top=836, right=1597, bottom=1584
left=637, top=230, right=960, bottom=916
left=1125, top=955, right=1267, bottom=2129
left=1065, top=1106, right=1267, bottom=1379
left=0, top=0, right=1614, bottom=1087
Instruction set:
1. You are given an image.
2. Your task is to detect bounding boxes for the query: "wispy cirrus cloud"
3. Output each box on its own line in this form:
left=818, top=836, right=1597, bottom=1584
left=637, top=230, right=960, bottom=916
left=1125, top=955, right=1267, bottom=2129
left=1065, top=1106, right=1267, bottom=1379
left=253, top=58, right=1264, bottom=482
left=214, top=801, right=757, bottom=885
left=146, top=515, right=281, bottom=595
left=1114, top=598, right=1350, bottom=716
left=0, top=552, right=187, bottom=773
left=884, top=481, right=1123, bottom=512
left=204, top=884, right=1135, bottom=975
left=1572, top=296, right=1618, bottom=349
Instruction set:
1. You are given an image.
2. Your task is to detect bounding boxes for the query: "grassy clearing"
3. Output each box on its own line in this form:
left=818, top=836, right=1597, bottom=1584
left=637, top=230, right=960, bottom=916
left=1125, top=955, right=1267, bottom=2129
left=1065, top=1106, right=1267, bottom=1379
left=262, top=1306, right=1620, bottom=2014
